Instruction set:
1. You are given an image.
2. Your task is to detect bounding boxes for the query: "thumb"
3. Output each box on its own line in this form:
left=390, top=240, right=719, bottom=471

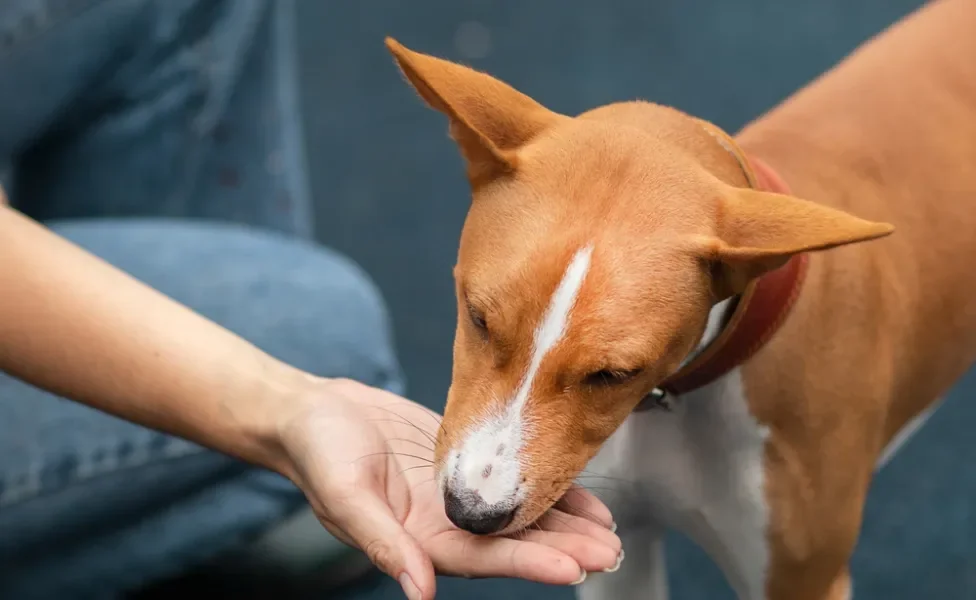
left=331, top=494, right=436, bottom=600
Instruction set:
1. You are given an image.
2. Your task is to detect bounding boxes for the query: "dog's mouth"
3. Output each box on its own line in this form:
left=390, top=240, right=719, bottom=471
left=449, top=495, right=562, bottom=538
left=439, top=450, right=582, bottom=536
left=500, top=476, right=583, bottom=535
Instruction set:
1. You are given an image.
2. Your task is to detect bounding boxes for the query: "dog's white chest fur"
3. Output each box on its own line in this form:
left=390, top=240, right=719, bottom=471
left=582, top=368, right=771, bottom=600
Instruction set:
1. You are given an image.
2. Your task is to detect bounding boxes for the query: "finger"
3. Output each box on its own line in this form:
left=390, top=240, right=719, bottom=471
left=533, top=508, right=622, bottom=554
left=516, top=528, right=621, bottom=573
left=554, top=485, right=614, bottom=528
left=327, top=493, right=436, bottom=600
left=427, top=530, right=586, bottom=585
left=318, top=516, right=357, bottom=548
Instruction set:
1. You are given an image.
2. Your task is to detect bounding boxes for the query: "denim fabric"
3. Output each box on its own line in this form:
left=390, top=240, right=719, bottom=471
left=0, top=1, right=404, bottom=598
left=1, top=0, right=312, bottom=236
left=0, top=221, right=404, bottom=599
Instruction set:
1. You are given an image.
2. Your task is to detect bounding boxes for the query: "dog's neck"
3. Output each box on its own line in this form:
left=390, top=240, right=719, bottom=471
left=681, top=297, right=738, bottom=370
left=653, top=127, right=808, bottom=398
left=675, top=124, right=753, bottom=370
left=677, top=122, right=756, bottom=370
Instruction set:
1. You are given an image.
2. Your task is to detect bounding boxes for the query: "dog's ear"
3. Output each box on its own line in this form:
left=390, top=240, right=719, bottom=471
left=385, top=37, right=566, bottom=185
left=700, top=188, right=894, bottom=296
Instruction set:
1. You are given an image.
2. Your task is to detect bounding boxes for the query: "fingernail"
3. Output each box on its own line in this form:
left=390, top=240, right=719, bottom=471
left=399, top=573, right=422, bottom=600
left=604, top=550, right=625, bottom=573
left=571, top=569, right=587, bottom=586
left=610, top=521, right=617, bottom=533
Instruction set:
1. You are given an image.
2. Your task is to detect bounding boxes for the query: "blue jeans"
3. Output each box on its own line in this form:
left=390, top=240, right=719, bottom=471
left=0, top=1, right=404, bottom=597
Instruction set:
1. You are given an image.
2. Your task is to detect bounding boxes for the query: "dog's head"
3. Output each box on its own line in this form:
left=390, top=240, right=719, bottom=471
left=385, top=38, right=893, bottom=535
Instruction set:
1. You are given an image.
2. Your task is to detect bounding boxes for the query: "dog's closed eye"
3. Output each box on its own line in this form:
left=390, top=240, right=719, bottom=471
left=583, top=368, right=643, bottom=386
left=466, top=303, right=489, bottom=336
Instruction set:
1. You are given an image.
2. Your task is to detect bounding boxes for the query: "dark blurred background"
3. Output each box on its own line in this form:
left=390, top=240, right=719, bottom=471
left=263, top=1, right=976, bottom=598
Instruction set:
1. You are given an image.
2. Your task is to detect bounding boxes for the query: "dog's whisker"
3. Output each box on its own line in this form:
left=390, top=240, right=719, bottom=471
left=385, top=436, right=435, bottom=452
left=355, top=450, right=434, bottom=464
left=377, top=399, right=443, bottom=432
left=397, top=464, right=436, bottom=478
left=536, top=500, right=589, bottom=536
left=365, top=410, right=439, bottom=446
left=577, top=471, right=637, bottom=484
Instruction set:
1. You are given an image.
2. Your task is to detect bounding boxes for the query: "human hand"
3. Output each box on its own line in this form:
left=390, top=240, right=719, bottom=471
left=277, top=378, right=622, bottom=600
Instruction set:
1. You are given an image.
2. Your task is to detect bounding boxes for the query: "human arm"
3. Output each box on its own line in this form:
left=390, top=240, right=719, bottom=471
left=0, top=201, right=621, bottom=598
left=0, top=201, right=302, bottom=476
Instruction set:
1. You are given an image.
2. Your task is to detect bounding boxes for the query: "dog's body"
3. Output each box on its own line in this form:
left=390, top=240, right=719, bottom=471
left=585, top=2, right=976, bottom=598
left=387, top=0, right=976, bottom=598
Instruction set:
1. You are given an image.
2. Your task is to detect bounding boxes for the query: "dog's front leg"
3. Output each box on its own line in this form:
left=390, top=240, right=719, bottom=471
left=576, top=420, right=668, bottom=600
left=577, top=521, right=668, bottom=600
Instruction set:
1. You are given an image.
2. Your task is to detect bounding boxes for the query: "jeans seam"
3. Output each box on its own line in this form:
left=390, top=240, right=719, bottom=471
left=0, top=0, right=115, bottom=63
left=189, top=0, right=269, bottom=136
left=166, top=0, right=274, bottom=220
left=0, top=439, right=208, bottom=510
left=270, top=0, right=314, bottom=238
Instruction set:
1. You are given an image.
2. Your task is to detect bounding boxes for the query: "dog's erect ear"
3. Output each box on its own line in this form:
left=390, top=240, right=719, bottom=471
left=700, top=187, right=894, bottom=296
left=385, top=37, right=566, bottom=184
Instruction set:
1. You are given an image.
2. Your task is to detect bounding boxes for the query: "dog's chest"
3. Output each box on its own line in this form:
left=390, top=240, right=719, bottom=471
left=588, top=369, right=771, bottom=599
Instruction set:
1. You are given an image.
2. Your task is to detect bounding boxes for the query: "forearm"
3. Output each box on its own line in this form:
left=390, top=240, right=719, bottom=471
left=0, top=204, right=310, bottom=476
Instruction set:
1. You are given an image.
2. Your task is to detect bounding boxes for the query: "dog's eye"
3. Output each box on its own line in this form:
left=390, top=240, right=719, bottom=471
left=467, top=304, right=488, bottom=334
left=584, top=368, right=643, bottom=386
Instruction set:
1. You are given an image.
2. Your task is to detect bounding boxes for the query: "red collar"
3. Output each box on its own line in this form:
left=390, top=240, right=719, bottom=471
left=650, top=143, right=808, bottom=399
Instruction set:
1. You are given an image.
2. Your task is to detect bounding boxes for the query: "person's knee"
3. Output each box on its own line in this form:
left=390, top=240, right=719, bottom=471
left=51, top=219, right=406, bottom=393
left=253, top=236, right=406, bottom=393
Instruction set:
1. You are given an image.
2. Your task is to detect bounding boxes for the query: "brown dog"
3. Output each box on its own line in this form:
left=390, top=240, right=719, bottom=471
left=386, top=0, right=976, bottom=597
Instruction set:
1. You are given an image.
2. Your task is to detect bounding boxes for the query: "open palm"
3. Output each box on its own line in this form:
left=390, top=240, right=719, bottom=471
left=279, top=378, right=622, bottom=600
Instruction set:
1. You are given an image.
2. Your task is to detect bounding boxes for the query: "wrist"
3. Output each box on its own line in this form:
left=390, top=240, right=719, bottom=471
left=228, top=354, right=322, bottom=481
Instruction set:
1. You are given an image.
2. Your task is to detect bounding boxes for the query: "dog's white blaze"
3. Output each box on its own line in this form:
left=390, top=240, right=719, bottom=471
left=448, top=246, right=594, bottom=507
left=513, top=245, right=594, bottom=415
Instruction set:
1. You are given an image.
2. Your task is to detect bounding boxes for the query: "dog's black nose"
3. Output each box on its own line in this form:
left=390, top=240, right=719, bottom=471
left=444, top=487, right=516, bottom=535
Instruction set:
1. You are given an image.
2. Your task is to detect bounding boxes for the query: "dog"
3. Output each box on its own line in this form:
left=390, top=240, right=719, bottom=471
left=385, top=0, right=976, bottom=597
